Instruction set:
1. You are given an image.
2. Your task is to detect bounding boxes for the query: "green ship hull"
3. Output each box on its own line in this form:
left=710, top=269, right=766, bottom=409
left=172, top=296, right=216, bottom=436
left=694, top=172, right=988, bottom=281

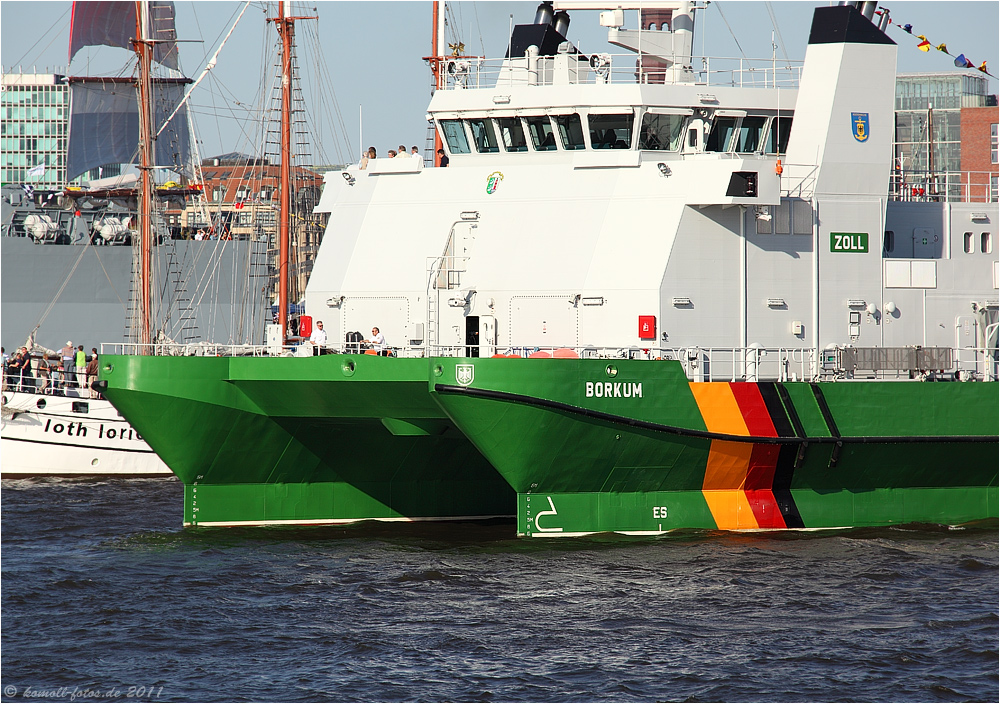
left=429, top=358, right=999, bottom=537
left=99, top=354, right=513, bottom=526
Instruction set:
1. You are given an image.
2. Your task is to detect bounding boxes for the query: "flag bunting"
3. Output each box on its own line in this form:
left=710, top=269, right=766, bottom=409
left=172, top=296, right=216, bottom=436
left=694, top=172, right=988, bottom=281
left=876, top=7, right=995, bottom=78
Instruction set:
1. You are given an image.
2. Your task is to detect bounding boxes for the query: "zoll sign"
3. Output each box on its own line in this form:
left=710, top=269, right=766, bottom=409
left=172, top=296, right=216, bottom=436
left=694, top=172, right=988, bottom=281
left=830, top=232, right=869, bottom=253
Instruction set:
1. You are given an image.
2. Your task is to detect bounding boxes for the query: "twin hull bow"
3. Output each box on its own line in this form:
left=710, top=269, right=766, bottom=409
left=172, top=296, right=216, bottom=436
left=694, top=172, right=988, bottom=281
left=99, top=354, right=513, bottom=526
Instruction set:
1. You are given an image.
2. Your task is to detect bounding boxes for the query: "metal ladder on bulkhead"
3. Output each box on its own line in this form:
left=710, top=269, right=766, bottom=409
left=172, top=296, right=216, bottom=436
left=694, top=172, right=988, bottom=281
left=426, top=264, right=439, bottom=354
left=161, top=240, right=198, bottom=344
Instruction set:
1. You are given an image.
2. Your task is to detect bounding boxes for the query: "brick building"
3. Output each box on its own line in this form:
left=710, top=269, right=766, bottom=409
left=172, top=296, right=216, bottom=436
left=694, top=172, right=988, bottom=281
left=165, top=153, right=328, bottom=305
left=960, top=106, right=999, bottom=202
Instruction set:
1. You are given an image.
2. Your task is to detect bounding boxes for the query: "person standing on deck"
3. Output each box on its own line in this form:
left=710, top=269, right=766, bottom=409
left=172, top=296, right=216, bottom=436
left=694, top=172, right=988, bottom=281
left=309, top=321, right=328, bottom=355
left=86, top=350, right=99, bottom=398
left=75, top=345, right=86, bottom=389
left=60, top=341, right=75, bottom=389
left=36, top=355, right=51, bottom=394
left=437, top=149, right=449, bottom=167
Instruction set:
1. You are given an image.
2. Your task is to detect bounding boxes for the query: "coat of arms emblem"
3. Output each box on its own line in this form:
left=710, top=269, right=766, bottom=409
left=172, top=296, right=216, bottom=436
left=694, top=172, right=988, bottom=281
left=486, top=171, right=504, bottom=194
left=851, top=112, right=869, bottom=143
left=456, top=364, right=475, bottom=386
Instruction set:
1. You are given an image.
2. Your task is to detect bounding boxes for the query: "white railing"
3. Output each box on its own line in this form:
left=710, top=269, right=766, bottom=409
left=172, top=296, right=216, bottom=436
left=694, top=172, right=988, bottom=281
left=889, top=170, right=998, bottom=204
left=438, top=53, right=802, bottom=91
left=2, top=355, right=99, bottom=397
left=97, top=343, right=999, bottom=383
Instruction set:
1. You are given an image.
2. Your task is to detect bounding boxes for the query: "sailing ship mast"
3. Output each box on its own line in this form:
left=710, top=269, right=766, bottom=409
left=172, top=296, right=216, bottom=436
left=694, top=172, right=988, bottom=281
left=268, top=1, right=313, bottom=342
left=135, top=0, right=155, bottom=350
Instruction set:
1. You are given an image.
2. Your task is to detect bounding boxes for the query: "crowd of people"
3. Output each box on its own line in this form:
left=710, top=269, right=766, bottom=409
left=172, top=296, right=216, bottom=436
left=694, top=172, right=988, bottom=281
left=358, top=145, right=449, bottom=169
left=2, top=342, right=101, bottom=398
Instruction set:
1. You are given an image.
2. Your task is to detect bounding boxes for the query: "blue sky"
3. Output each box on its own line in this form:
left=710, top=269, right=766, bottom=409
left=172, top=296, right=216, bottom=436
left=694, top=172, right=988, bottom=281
left=3, top=1, right=998, bottom=166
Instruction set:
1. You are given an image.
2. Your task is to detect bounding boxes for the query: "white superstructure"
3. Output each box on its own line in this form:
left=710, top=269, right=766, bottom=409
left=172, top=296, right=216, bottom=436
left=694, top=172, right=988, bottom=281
left=306, top=2, right=997, bottom=379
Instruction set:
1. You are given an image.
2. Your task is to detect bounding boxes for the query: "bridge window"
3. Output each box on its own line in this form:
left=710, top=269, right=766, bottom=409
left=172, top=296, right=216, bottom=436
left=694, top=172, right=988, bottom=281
left=525, top=116, right=556, bottom=151
left=639, top=113, right=685, bottom=151
left=467, top=119, right=499, bottom=153
left=589, top=113, right=634, bottom=149
left=440, top=120, right=470, bottom=154
left=554, top=113, right=586, bottom=150
left=765, top=116, right=793, bottom=155
left=705, top=116, right=739, bottom=152
left=735, top=116, right=768, bottom=153
left=496, top=117, right=528, bottom=152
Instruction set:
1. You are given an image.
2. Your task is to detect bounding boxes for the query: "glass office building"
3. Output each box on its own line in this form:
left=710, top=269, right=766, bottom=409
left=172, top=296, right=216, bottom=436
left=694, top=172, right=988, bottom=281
left=1, top=72, right=118, bottom=190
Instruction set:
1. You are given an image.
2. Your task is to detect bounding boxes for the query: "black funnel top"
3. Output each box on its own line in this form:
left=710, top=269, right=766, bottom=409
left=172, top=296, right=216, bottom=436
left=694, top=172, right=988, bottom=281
left=808, top=5, right=895, bottom=45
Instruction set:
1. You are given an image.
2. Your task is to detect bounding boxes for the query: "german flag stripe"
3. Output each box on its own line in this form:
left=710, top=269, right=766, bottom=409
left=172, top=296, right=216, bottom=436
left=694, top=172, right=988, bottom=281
left=729, top=382, right=779, bottom=437
left=693, top=382, right=803, bottom=530
left=757, top=383, right=796, bottom=438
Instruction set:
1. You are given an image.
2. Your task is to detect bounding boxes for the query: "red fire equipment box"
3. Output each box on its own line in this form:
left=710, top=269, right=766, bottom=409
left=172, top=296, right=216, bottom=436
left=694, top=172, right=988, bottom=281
left=638, top=315, right=656, bottom=340
left=299, top=315, right=312, bottom=339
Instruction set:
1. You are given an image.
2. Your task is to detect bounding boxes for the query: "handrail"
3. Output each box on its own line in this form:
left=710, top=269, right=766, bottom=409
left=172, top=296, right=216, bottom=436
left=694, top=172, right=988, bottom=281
left=433, top=52, right=802, bottom=91
left=97, top=342, right=999, bottom=382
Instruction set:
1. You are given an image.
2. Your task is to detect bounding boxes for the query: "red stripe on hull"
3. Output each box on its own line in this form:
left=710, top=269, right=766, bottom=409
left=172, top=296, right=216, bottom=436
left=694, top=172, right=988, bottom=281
left=731, top=384, right=787, bottom=528
left=745, top=445, right=787, bottom=528
left=729, top=383, right=779, bottom=437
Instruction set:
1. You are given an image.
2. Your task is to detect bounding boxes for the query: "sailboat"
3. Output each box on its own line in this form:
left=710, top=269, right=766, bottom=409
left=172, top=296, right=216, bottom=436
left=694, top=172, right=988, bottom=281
left=1, top=0, right=265, bottom=477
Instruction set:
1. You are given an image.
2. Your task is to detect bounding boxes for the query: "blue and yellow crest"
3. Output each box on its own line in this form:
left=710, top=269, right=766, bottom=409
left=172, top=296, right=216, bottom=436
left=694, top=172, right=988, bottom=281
left=851, top=112, right=870, bottom=143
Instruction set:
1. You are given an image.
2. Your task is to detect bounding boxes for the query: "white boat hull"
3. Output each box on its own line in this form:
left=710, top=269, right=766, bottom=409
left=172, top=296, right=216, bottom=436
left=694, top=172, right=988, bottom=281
left=1, top=390, right=171, bottom=477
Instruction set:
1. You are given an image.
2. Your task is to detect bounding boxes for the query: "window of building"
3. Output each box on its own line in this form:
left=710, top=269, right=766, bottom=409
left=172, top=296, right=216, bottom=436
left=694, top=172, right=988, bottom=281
left=992, top=123, right=998, bottom=164
left=440, top=120, right=470, bottom=154
left=588, top=113, right=633, bottom=149
left=991, top=175, right=998, bottom=201
left=525, top=116, right=556, bottom=151
left=964, top=231, right=974, bottom=253
left=982, top=232, right=992, bottom=254
left=496, top=117, right=527, bottom=152
left=466, top=119, right=499, bottom=153
left=554, top=113, right=586, bottom=150
left=638, top=113, right=685, bottom=150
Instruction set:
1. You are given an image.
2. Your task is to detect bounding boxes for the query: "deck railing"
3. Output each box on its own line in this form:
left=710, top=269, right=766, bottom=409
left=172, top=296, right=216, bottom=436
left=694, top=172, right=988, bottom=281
left=97, top=342, right=999, bottom=383
left=436, top=53, right=802, bottom=91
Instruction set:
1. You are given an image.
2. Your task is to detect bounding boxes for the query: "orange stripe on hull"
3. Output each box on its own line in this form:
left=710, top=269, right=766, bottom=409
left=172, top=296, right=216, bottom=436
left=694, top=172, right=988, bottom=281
left=701, top=440, right=758, bottom=529
left=689, top=383, right=750, bottom=436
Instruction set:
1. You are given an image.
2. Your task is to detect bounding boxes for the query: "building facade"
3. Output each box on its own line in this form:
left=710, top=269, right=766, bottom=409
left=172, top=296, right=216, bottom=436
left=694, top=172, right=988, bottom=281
left=2, top=72, right=119, bottom=191
left=892, top=72, right=998, bottom=202
left=164, top=154, right=328, bottom=306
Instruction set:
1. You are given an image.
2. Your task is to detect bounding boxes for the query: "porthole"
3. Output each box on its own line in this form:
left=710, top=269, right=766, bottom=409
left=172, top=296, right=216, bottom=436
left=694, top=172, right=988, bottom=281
left=981, top=232, right=992, bottom=254
left=964, top=232, right=974, bottom=254
left=36, top=398, right=46, bottom=409
left=883, top=230, right=894, bottom=253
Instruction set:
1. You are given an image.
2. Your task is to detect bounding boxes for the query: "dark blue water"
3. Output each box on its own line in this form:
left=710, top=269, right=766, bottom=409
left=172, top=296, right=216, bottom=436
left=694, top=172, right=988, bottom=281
left=2, top=478, right=997, bottom=703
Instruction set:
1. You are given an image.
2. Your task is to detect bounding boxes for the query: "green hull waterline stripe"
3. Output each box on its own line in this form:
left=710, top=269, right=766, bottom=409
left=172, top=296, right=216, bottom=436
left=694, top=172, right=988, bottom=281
left=434, top=385, right=998, bottom=445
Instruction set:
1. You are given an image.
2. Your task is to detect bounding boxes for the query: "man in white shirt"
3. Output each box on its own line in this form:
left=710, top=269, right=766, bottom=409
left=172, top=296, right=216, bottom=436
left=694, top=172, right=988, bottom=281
left=365, top=326, right=386, bottom=353
left=309, top=320, right=328, bottom=355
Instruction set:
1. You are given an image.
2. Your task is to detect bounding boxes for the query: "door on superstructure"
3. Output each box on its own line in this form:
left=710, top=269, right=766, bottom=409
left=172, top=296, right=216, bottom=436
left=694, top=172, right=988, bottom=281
left=465, top=315, right=480, bottom=357
left=509, top=296, right=579, bottom=352
left=912, top=227, right=939, bottom=258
